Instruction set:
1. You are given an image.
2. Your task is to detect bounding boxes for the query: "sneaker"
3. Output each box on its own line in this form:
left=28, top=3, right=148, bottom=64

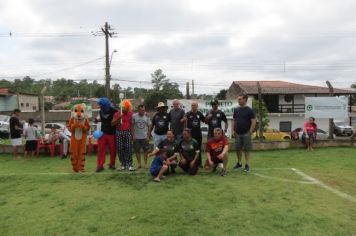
left=243, top=165, right=250, bottom=173
left=96, top=167, right=104, bottom=173
left=233, top=163, right=243, bottom=169
left=128, top=166, right=136, bottom=171
left=153, top=177, right=160, bottom=182
left=61, top=154, right=67, bottom=159
left=119, top=166, right=125, bottom=171
left=221, top=169, right=227, bottom=176
left=109, top=165, right=116, bottom=170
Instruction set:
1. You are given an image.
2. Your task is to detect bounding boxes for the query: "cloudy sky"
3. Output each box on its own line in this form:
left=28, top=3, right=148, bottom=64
left=1, top=0, right=356, bottom=94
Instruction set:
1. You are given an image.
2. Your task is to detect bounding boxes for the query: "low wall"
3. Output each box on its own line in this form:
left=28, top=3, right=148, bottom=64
left=0, top=140, right=354, bottom=155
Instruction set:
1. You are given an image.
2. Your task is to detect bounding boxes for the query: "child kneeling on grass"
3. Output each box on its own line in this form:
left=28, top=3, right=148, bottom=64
left=150, top=149, right=171, bottom=182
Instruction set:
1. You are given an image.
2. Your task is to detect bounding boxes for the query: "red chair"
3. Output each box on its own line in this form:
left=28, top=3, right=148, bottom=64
left=37, top=140, right=55, bottom=157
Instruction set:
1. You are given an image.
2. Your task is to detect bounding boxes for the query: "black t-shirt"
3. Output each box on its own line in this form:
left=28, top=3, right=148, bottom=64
left=10, top=116, right=21, bottom=139
left=186, top=111, right=205, bottom=137
left=157, top=139, right=179, bottom=158
left=100, top=107, right=117, bottom=135
left=205, top=109, right=227, bottom=136
left=152, top=112, right=170, bottom=135
left=233, top=106, right=256, bottom=135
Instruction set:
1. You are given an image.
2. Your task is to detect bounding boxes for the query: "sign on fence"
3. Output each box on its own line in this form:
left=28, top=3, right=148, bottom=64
left=167, top=99, right=252, bottom=118
left=305, top=96, right=348, bottom=119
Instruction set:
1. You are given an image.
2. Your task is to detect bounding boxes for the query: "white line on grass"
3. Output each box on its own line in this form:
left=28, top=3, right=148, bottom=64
left=291, top=168, right=356, bottom=204
left=253, top=173, right=316, bottom=184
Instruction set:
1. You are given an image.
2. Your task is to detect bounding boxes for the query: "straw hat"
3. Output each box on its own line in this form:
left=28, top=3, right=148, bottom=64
left=155, top=102, right=168, bottom=109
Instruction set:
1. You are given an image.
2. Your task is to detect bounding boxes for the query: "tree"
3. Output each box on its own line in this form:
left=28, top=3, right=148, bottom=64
left=215, top=89, right=227, bottom=100
left=252, top=99, right=270, bottom=132
left=151, top=69, right=168, bottom=90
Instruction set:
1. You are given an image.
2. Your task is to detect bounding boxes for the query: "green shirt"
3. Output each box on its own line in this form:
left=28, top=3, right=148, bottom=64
left=179, top=138, right=199, bottom=161
left=158, top=139, right=178, bottom=158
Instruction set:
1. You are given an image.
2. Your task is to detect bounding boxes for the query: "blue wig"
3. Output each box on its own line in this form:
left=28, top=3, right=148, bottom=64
left=97, top=97, right=112, bottom=111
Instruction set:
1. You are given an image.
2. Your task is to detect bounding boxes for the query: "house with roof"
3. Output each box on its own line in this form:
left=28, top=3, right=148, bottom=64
left=226, top=81, right=356, bottom=132
left=0, top=88, right=39, bottom=112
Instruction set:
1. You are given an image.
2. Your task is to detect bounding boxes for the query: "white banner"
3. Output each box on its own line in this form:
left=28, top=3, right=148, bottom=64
left=167, top=99, right=252, bottom=118
left=305, top=96, right=348, bottom=119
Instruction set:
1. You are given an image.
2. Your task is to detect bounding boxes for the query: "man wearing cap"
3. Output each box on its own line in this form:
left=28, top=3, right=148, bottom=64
left=149, top=102, right=171, bottom=148
left=169, top=99, right=185, bottom=142
left=205, top=99, right=228, bottom=138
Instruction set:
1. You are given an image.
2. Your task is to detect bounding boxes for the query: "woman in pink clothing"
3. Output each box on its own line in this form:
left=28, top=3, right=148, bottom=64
left=303, top=117, right=317, bottom=151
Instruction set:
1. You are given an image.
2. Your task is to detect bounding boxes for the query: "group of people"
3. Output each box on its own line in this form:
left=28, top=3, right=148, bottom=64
left=9, top=109, right=72, bottom=159
left=95, top=94, right=256, bottom=182
left=8, top=94, right=257, bottom=181
left=8, top=93, right=321, bottom=179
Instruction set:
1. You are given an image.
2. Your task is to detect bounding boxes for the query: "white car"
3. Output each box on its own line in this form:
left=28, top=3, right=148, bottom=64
left=297, top=128, right=334, bottom=140
left=333, top=121, right=354, bottom=136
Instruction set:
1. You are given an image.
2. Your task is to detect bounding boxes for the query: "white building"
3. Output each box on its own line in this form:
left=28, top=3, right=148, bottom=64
left=226, top=81, right=356, bottom=132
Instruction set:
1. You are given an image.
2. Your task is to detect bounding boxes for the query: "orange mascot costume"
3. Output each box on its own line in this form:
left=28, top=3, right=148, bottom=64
left=68, top=104, right=90, bottom=172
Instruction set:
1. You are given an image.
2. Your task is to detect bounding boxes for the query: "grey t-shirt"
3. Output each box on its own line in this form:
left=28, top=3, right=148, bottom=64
left=132, top=113, right=151, bottom=139
left=169, top=108, right=185, bottom=136
left=24, top=126, right=38, bottom=141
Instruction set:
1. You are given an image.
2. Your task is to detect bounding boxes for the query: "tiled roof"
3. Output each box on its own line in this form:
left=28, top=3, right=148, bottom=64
left=233, top=81, right=356, bottom=94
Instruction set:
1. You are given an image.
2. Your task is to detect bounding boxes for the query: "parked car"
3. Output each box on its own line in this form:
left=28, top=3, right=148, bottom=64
left=252, top=129, right=291, bottom=141
left=333, top=121, right=353, bottom=136
left=0, top=115, right=10, bottom=139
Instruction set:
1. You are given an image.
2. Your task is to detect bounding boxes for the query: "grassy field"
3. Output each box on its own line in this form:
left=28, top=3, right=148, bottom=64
left=0, top=147, right=356, bottom=236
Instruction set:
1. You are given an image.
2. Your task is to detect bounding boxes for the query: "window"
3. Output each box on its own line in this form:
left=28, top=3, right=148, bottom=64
left=26, top=103, right=29, bottom=107
left=280, top=121, right=292, bottom=132
left=33, top=106, right=36, bottom=110
left=20, top=103, right=24, bottom=107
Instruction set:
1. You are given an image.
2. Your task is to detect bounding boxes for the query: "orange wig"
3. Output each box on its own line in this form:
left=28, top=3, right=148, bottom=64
left=121, top=99, right=132, bottom=112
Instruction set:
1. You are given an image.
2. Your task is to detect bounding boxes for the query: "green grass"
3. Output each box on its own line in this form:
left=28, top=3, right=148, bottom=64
left=0, top=147, right=356, bottom=236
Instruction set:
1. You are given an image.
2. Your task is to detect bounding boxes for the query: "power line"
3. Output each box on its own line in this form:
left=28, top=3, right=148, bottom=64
left=29, top=56, right=105, bottom=78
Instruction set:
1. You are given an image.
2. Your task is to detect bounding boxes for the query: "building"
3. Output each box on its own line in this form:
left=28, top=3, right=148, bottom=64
left=226, top=81, right=356, bottom=131
left=0, top=88, right=39, bottom=112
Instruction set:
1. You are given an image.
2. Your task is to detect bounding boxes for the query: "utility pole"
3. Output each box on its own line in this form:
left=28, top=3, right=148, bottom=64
left=40, top=86, right=47, bottom=136
left=257, top=82, right=264, bottom=142
left=192, top=80, right=195, bottom=97
left=326, top=81, right=334, bottom=139
left=186, top=82, right=190, bottom=99
left=93, top=22, right=117, bottom=98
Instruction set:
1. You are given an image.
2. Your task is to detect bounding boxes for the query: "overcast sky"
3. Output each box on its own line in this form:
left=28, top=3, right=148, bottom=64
left=1, top=0, right=356, bottom=94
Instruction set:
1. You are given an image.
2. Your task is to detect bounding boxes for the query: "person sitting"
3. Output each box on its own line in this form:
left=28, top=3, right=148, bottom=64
left=205, top=128, right=229, bottom=176
left=150, top=149, right=170, bottom=182
left=148, top=130, right=179, bottom=173
left=59, top=121, right=71, bottom=159
left=178, top=128, right=200, bottom=175
left=41, top=127, right=60, bottom=144
left=303, top=117, right=317, bottom=151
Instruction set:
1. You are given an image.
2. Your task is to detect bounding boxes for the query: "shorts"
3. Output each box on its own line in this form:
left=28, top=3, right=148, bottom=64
left=306, top=132, right=316, bottom=141
left=154, top=134, right=166, bottom=148
left=11, top=138, right=22, bottom=146
left=179, top=159, right=199, bottom=175
left=204, top=155, right=224, bottom=169
left=235, top=133, right=253, bottom=152
left=134, top=139, right=150, bottom=152
left=150, top=164, right=163, bottom=176
left=25, top=140, right=37, bottom=151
